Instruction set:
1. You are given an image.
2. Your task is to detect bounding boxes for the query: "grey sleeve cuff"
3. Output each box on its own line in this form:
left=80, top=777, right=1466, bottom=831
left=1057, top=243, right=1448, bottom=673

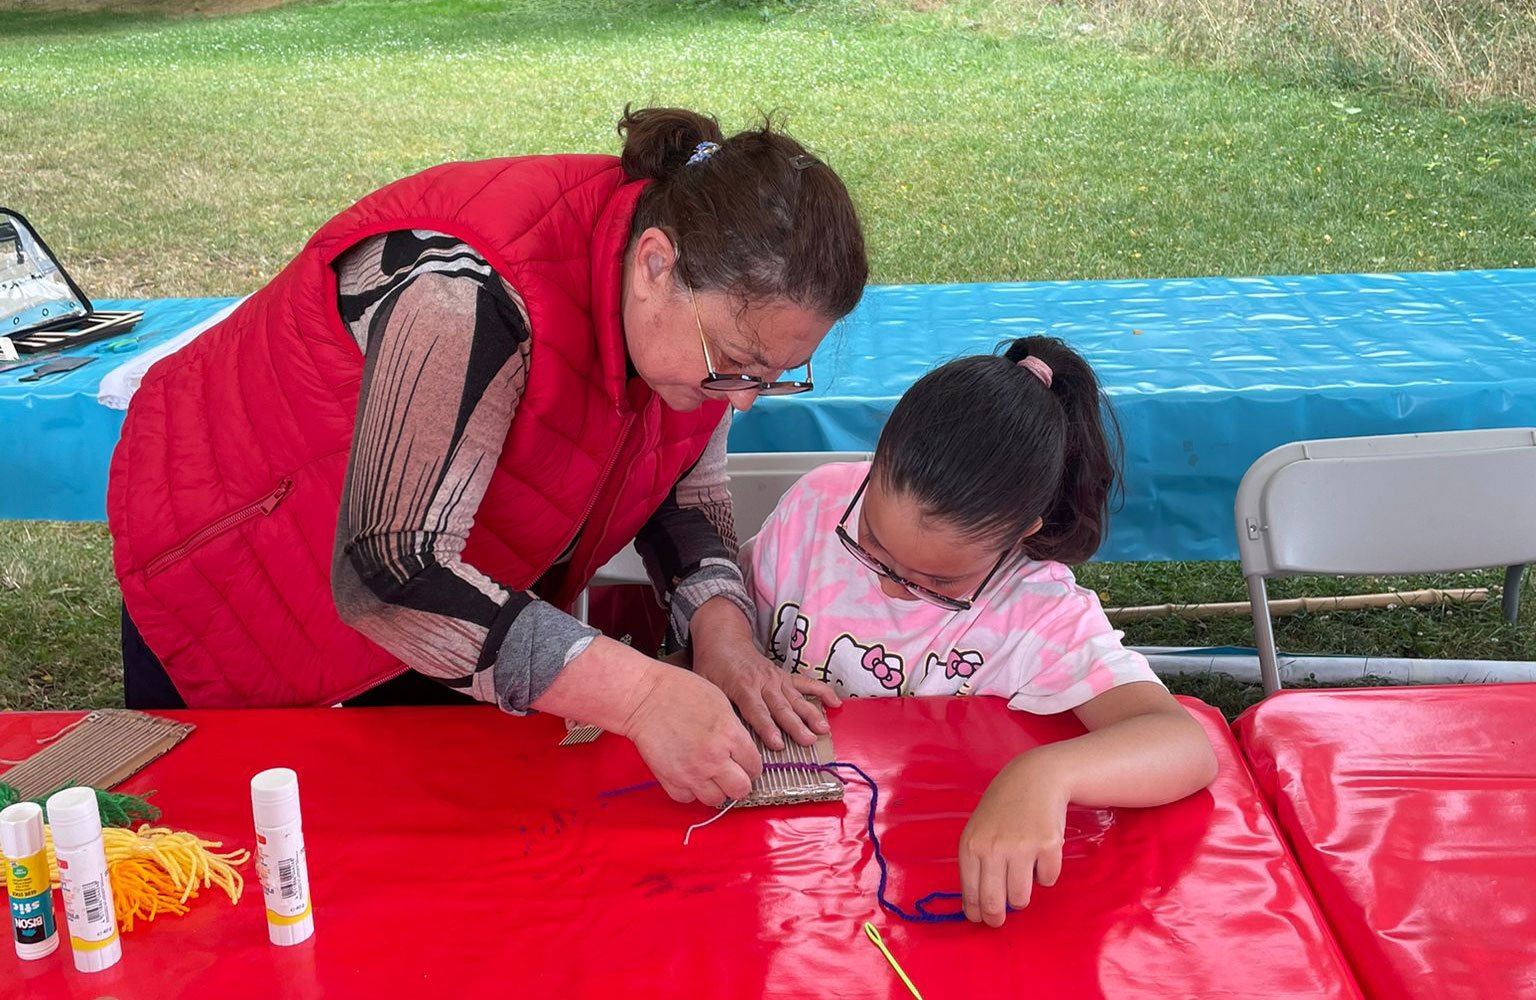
left=668, top=557, right=755, bottom=649
left=490, top=600, right=601, bottom=714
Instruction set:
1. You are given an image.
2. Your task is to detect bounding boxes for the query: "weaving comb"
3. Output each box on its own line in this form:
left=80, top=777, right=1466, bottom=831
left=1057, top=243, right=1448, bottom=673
left=559, top=720, right=604, bottom=746
left=0, top=710, right=194, bottom=800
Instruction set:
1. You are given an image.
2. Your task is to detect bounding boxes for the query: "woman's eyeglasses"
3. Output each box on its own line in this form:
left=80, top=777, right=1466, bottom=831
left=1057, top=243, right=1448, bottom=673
left=688, top=283, right=813, bottom=395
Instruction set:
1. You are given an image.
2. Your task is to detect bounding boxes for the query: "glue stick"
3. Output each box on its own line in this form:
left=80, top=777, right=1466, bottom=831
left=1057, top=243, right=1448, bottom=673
left=251, top=768, right=314, bottom=946
left=2, top=801, right=60, bottom=961
left=44, top=787, right=121, bottom=972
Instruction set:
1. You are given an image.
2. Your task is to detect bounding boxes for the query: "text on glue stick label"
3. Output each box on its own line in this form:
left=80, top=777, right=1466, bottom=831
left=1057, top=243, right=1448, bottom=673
left=256, top=824, right=311, bottom=923
left=7, top=852, right=56, bottom=945
left=57, top=854, right=117, bottom=949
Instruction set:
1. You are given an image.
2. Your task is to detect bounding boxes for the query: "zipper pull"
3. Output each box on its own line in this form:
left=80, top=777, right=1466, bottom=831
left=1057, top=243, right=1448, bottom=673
left=260, top=480, right=294, bottom=514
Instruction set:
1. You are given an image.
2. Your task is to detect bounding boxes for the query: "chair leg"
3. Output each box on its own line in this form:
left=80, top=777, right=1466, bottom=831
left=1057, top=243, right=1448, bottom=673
left=1503, top=565, right=1526, bottom=626
left=1247, top=576, right=1283, bottom=696
left=573, top=589, right=590, bottom=626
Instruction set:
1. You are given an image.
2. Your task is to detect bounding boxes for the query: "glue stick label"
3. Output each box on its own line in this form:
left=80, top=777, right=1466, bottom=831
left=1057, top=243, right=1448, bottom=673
left=256, top=821, right=311, bottom=924
left=7, top=851, right=56, bottom=946
left=55, top=846, right=117, bottom=951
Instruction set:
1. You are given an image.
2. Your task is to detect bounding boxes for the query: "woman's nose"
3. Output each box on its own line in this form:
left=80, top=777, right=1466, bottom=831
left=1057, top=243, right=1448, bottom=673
left=728, top=388, right=762, bottom=413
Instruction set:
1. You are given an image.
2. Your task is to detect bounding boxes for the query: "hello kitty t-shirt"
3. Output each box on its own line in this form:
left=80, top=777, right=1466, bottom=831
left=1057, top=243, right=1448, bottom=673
left=743, top=462, right=1160, bottom=713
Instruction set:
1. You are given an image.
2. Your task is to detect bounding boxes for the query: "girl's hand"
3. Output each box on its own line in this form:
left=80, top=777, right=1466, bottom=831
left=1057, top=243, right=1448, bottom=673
left=689, top=598, right=841, bottom=750
left=958, top=754, right=1070, bottom=927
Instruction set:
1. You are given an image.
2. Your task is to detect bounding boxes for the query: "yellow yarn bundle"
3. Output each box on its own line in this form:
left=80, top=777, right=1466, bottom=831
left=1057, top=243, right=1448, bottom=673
left=46, top=824, right=250, bottom=932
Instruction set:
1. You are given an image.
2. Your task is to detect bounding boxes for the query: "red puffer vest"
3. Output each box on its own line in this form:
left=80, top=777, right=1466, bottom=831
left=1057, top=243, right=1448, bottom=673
left=107, top=155, right=726, bottom=707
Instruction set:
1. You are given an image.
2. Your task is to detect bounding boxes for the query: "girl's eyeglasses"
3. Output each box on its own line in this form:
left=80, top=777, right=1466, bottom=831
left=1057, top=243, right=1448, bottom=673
left=834, top=472, right=1011, bottom=611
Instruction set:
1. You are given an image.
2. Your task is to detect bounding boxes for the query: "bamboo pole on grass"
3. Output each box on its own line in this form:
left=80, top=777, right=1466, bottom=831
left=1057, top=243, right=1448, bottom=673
left=1105, top=587, right=1489, bottom=624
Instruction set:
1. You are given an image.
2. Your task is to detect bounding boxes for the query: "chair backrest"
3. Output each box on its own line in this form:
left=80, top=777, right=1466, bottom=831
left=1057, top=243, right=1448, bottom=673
left=723, top=450, right=870, bottom=544
left=1236, top=428, right=1536, bottom=695
left=1235, top=428, right=1536, bottom=579
left=590, top=451, right=869, bottom=587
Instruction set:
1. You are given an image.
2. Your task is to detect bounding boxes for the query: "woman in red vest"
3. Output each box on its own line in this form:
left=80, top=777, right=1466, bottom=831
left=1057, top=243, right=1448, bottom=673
left=107, top=107, right=868, bottom=807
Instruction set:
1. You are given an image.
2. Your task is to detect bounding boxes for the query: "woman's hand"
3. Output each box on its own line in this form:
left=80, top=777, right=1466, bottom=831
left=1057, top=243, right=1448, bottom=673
left=689, top=598, right=841, bottom=750
left=621, top=665, right=763, bottom=806
left=531, top=634, right=760, bottom=807
left=958, top=754, right=1069, bottom=927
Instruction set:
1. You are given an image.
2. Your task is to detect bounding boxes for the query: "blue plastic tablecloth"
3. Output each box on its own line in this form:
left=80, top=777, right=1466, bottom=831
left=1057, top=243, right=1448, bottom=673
left=0, top=297, right=240, bottom=523
left=734, top=269, right=1536, bottom=559
left=4, top=270, right=1534, bottom=561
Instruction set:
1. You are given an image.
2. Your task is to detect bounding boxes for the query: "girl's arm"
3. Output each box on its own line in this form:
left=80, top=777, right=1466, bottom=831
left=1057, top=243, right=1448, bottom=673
left=959, top=681, right=1217, bottom=927
left=1041, top=681, right=1217, bottom=806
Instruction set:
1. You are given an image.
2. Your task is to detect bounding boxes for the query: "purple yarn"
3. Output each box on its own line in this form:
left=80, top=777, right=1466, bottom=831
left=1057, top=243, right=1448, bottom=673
left=762, top=760, right=977, bottom=923
left=598, top=779, right=662, bottom=799
left=599, top=761, right=1005, bottom=923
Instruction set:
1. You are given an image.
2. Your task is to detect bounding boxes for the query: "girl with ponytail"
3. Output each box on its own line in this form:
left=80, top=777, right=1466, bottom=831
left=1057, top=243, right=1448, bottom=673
left=741, top=335, right=1218, bottom=926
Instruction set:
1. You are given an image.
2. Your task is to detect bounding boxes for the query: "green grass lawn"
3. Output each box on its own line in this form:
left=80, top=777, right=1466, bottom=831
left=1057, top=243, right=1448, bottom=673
left=3, top=0, right=1532, bottom=297
left=2, top=0, right=1533, bottom=717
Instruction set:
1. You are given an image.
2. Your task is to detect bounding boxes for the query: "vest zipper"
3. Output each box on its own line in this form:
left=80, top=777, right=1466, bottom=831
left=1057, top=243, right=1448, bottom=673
left=550, top=415, right=636, bottom=601
left=578, top=413, right=655, bottom=587
left=145, top=479, right=294, bottom=578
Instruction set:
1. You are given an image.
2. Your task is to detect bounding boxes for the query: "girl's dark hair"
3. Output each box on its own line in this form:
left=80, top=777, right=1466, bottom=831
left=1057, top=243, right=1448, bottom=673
left=616, top=105, right=867, bottom=319
left=873, top=336, right=1123, bottom=565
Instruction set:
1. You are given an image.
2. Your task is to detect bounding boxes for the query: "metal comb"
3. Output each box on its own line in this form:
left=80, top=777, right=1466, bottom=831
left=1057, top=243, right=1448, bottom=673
left=559, top=721, right=604, bottom=746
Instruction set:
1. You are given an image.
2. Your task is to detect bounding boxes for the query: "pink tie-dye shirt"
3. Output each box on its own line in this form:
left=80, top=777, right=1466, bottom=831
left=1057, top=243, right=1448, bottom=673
left=742, top=461, right=1160, bottom=713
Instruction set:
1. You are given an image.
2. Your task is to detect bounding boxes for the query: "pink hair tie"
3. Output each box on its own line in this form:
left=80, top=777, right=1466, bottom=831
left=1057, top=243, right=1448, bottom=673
left=1017, top=355, right=1053, bottom=388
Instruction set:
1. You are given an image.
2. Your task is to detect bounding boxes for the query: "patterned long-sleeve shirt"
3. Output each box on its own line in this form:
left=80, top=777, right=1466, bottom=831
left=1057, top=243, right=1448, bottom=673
left=329, top=230, right=753, bottom=712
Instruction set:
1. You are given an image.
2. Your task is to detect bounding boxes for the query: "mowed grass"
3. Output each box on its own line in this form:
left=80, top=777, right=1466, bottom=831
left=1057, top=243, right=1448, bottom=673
left=2, top=0, right=1532, bottom=299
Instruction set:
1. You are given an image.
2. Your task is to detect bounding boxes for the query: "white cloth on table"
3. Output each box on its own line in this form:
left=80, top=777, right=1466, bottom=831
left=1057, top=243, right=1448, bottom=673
left=96, top=297, right=245, bottom=410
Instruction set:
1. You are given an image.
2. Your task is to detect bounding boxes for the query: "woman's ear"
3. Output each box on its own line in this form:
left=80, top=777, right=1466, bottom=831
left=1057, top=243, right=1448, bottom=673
left=629, top=227, right=678, bottom=303
left=1019, top=516, right=1044, bottom=541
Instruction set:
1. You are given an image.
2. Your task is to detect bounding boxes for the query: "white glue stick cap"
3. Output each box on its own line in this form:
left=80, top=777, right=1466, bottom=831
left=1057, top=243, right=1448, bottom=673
left=45, top=787, right=103, bottom=851
left=251, top=768, right=301, bottom=829
left=0, top=801, right=46, bottom=859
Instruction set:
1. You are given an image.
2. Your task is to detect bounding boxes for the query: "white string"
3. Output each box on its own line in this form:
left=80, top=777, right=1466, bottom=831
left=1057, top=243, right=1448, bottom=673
left=682, top=799, right=737, bottom=846
left=0, top=714, right=93, bottom=767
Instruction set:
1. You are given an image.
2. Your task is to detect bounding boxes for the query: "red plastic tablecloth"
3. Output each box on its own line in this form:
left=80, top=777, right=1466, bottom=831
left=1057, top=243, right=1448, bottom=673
left=1234, top=684, right=1536, bottom=1000
left=4, top=697, right=1358, bottom=999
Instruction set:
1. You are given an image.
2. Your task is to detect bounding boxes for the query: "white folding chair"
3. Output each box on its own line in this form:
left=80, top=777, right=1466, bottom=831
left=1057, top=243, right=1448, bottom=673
left=1234, top=429, right=1536, bottom=694
left=584, top=450, right=870, bottom=597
